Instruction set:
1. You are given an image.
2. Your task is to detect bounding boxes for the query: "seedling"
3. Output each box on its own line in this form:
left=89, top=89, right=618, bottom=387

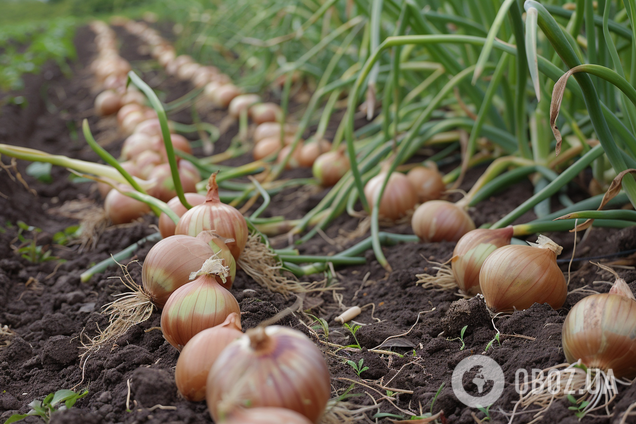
left=476, top=405, right=492, bottom=421
left=567, top=394, right=590, bottom=418
left=485, top=331, right=501, bottom=352
left=345, top=358, right=369, bottom=377
left=12, top=221, right=57, bottom=264
left=52, top=225, right=81, bottom=246
left=343, top=322, right=363, bottom=349
left=3, top=389, right=88, bottom=423
left=306, top=313, right=329, bottom=339
left=430, top=382, right=445, bottom=414
left=448, top=325, right=468, bottom=351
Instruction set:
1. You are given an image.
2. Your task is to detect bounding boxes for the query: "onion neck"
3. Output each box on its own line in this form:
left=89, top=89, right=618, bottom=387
left=205, top=173, right=221, bottom=203
left=247, top=327, right=272, bottom=351
left=528, top=234, right=563, bottom=256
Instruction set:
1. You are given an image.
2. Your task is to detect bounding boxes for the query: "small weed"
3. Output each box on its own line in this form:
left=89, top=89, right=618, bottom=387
left=448, top=325, right=468, bottom=350
left=485, top=332, right=501, bottom=352
left=567, top=394, right=590, bottom=418
left=306, top=313, right=329, bottom=339
left=345, top=358, right=369, bottom=377
left=3, top=389, right=88, bottom=424
left=476, top=404, right=492, bottom=421
left=430, top=382, right=445, bottom=414
left=343, top=322, right=363, bottom=349
left=13, top=221, right=57, bottom=264
left=386, top=390, right=395, bottom=397
left=52, top=225, right=81, bottom=246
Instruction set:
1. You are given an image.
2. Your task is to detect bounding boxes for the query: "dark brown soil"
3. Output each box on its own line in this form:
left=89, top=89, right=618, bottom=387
left=1, top=24, right=636, bottom=424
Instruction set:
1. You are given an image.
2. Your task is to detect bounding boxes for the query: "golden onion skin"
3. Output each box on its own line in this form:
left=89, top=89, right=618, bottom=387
left=158, top=193, right=207, bottom=238
left=407, top=165, right=445, bottom=203
left=411, top=200, right=475, bottom=242
left=451, top=227, right=513, bottom=295
left=207, top=326, right=331, bottom=423
left=479, top=238, right=567, bottom=312
left=312, top=150, right=349, bottom=187
left=562, top=293, right=636, bottom=379
left=142, top=235, right=217, bottom=307
left=364, top=172, right=418, bottom=221
left=220, top=408, right=313, bottom=424
left=161, top=275, right=240, bottom=350
left=175, top=313, right=242, bottom=401
left=175, top=174, right=248, bottom=260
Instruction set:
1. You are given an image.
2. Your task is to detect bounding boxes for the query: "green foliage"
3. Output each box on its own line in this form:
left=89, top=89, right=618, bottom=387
left=342, top=322, right=363, bottom=349
left=430, top=382, right=445, bottom=414
left=567, top=394, right=590, bottom=418
left=485, top=332, right=501, bottom=352
left=345, top=358, right=369, bottom=377
left=13, top=221, right=58, bottom=264
left=3, top=389, right=88, bottom=424
left=476, top=405, right=492, bottom=421
left=306, top=313, right=329, bottom=339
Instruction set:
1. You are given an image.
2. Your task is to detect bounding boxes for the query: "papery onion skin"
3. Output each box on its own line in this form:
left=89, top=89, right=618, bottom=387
left=196, top=231, right=237, bottom=290
left=312, top=150, right=349, bottom=187
left=161, top=272, right=240, bottom=350
left=142, top=234, right=218, bottom=307
left=411, top=200, right=475, bottom=242
left=277, top=143, right=303, bottom=169
left=229, top=94, right=261, bottom=119
left=159, top=193, right=207, bottom=238
left=253, top=137, right=283, bottom=161
left=104, top=186, right=151, bottom=225
left=121, top=133, right=155, bottom=161
left=147, top=160, right=200, bottom=202
left=249, top=103, right=282, bottom=124
left=364, top=172, right=417, bottom=221
left=479, top=236, right=567, bottom=312
left=562, top=293, right=636, bottom=379
left=175, top=174, right=248, bottom=260
left=220, top=408, right=313, bottom=424
left=254, top=122, right=295, bottom=143
left=95, top=90, right=121, bottom=116
left=451, top=227, right=514, bottom=295
left=407, top=165, right=445, bottom=203
left=213, top=84, right=242, bottom=108
left=207, top=326, right=331, bottom=423
left=298, top=139, right=331, bottom=168
left=175, top=313, right=242, bottom=401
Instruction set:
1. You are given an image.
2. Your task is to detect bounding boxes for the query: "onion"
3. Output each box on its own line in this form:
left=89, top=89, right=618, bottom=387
left=229, top=94, right=261, bottom=119
left=97, top=161, right=140, bottom=198
left=177, top=62, right=201, bottom=81
left=175, top=174, right=248, bottom=260
left=562, top=276, right=636, bottom=378
left=411, top=200, right=475, bottom=242
left=147, top=160, right=201, bottom=202
left=479, top=235, right=567, bottom=312
left=450, top=227, right=514, bottom=295
left=166, top=55, right=193, bottom=75
left=95, top=90, right=121, bottom=116
left=161, top=256, right=240, bottom=350
left=104, top=185, right=150, bottom=225
left=175, top=313, right=242, bottom=401
left=103, top=74, right=127, bottom=91
left=121, top=133, right=155, bottom=161
left=207, top=326, right=330, bottom=423
left=298, top=139, right=331, bottom=168
left=253, top=137, right=283, bottom=160
left=134, top=150, right=163, bottom=179
left=121, top=110, right=147, bottom=135
left=254, top=122, right=295, bottom=143
left=212, top=84, right=241, bottom=108
left=277, top=143, right=304, bottom=170
left=152, top=133, right=192, bottom=157
left=120, top=90, right=146, bottom=106
left=117, top=103, right=144, bottom=126
left=312, top=150, right=349, bottom=187
left=249, top=103, right=282, bottom=124
left=407, top=163, right=445, bottom=202
left=158, top=193, right=206, bottom=238
left=364, top=172, right=417, bottom=220
left=142, top=233, right=232, bottom=307
left=203, top=81, right=223, bottom=100
left=158, top=50, right=176, bottom=67
left=219, top=408, right=312, bottom=424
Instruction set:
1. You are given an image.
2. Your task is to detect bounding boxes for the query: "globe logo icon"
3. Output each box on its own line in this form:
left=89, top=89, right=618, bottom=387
left=452, top=355, right=505, bottom=408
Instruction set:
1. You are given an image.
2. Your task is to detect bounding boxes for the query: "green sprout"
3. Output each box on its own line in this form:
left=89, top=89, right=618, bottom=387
left=345, top=358, right=369, bottom=377
left=4, top=389, right=88, bottom=424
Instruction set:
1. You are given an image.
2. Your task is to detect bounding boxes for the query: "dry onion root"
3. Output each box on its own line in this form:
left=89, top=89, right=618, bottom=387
left=510, top=264, right=636, bottom=421
left=416, top=227, right=513, bottom=296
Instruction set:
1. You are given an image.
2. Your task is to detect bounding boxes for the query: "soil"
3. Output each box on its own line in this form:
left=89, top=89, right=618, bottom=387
left=1, top=24, right=636, bottom=424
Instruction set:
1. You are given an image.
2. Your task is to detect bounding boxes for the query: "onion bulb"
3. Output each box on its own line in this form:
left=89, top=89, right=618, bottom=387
left=158, top=193, right=206, bottom=238
left=407, top=163, right=445, bottom=202
left=451, top=227, right=514, bottom=295
left=253, top=137, right=282, bottom=160
left=219, top=408, right=312, bottom=424
left=364, top=172, right=417, bottom=220
left=104, top=185, right=150, bottom=225
left=249, top=103, right=282, bottom=124
left=142, top=232, right=234, bottom=307
left=121, top=110, right=147, bottom=135
left=175, top=173, right=248, bottom=260
left=134, top=150, right=163, bottom=179
left=277, top=143, right=303, bottom=169
left=161, top=256, right=240, bottom=349
left=175, top=313, right=242, bottom=401
left=298, top=139, right=331, bottom=168
left=117, top=103, right=144, bottom=126
left=254, top=122, right=295, bottom=143
left=562, top=276, right=636, bottom=378
left=121, top=133, right=155, bottom=161
left=312, top=150, right=349, bottom=187
left=212, top=84, right=242, bottom=108
left=95, top=90, right=121, bottom=116
left=207, top=326, right=330, bottom=423
left=147, top=160, right=201, bottom=202
left=479, top=235, right=567, bottom=312
left=97, top=161, right=140, bottom=198
left=411, top=200, right=475, bottom=242
left=229, top=94, right=261, bottom=119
